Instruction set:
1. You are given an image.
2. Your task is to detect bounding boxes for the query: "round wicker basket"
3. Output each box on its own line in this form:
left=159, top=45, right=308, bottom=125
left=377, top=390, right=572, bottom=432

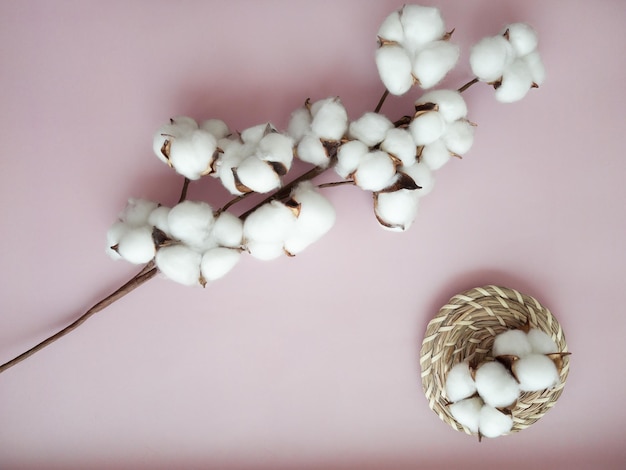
left=420, top=285, right=569, bottom=436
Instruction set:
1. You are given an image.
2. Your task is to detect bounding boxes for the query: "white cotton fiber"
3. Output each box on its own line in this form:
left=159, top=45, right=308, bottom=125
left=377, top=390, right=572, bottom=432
left=470, top=36, right=515, bottom=82
left=297, top=134, right=330, bottom=167
left=169, top=129, right=217, bottom=180
left=310, top=97, right=348, bottom=141
left=449, top=397, right=483, bottom=434
left=526, top=328, right=558, bottom=354
left=374, top=189, right=420, bottom=231
left=474, top=361, right=520, bottom=408
left=513, top=354, right=559, bottom=392
left=492, top=329, right=532, bottom=358
left=381, top=128, right=417, bottom=167
left=240, top=123, right=274, bottom=145
left=148, top=205, right=171, bottom=235
left=167, top=200, right=215, bottom=249
left=417, top=89, right=467, bottom=123
left=257, top=132, right=295, bottom=171
left=504, top=23, right=539, bottom=57
left=287, top=106, right=312, bottom=142
left=412, top=40, right=460, bottom=89
left=444, top=120, right=475, bottom=156
left=376, top=46, right=414, bottom=96
left=349, top=112, right=393, bottom=147
left=246, top=240, right=285, bottom=260
left=377, top=10, right=403, bottom=43
left=200, top=119, right=230, bottom=140
left=243, top=200, right=296, bottom=243
left=236, top=156, right=282, bottom=193
left=523, top=50, right=546, bottom=86
left=211, top=211, right=243, bottom=248
left=409, top=111, right=446, bottom=146
left=155, top=244, right=202, bottom=286
left=420, top=139, right=450, bottom=171
left=354, top=151, right=397, bottom=191
left=200, top=247, right=241, bottom=281
left=106, top=221, right=129, bottom=260
left=495, top=59, right=533, bottom=103
left=479, top=405, right=513, bottom=438
left=283, top=181, right=336, bottom=255
left=445, top=362, right=477, bottom=403
left=335, top=140, right=368, bottom=178
left=120, top=198, right=159, bottom=227
left=402, top=162, right=435, bottom=196
left=116, top=225, right=156, bottom=264
left=400, top=5, right=445, bottom=51
left=152, top=116, right=198, bottom=164
left=216, top=147, right=246, bottom=195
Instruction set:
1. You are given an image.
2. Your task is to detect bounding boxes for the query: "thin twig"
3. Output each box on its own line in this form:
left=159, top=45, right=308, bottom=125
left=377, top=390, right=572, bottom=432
left=178, top=178, right=190, bottom=203
left=219, top=193, right=251, bottom=213
left=317, top=180, right=355, bottom=189
left=458, top=77, right=479, bottom=93
left=374, top=89, right=390, bottom=113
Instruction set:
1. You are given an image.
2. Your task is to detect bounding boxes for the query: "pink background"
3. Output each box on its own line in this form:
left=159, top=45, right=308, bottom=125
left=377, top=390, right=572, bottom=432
left=1, top=1, right=625, bottom=468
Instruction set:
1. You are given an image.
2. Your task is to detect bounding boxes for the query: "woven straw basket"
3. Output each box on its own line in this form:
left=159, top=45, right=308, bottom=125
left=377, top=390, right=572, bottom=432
left=420, top=285, right=569, bottom=436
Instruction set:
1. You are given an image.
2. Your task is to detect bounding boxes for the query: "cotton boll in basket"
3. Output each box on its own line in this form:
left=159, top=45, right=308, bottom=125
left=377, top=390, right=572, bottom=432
left=449, top=397, right=483, bottom=434
left=474, top=361, right=520, bottom=408
left=512, top=354, right=560, bottom=392
left=445, top=361, right=476, bottom=403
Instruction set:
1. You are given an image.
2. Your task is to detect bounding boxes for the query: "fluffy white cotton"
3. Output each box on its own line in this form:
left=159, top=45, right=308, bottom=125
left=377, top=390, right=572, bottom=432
left=243, top=201, right=296, bottom=243
left=513, top=354, right=560, bottom=392
left=246, top=240, right=285, bottom=260
left=412, top=40, right=460, bottom=89
left=256, top=132, right=295, bottom=171
left=402, top=162, right=435, bottom=196
left=236, top=156, right=282, bottom=193
left=474, top=361, right=520, bottom=408
left=527, top=328, right=558, bottom=354
left=297, top=134, right=330, bottom=167
left=335, top=140, right=368, bottom=178
left=354, top=151, right=397, bottom=191
left=211, top=211, right=243, bottom=248
left=492, top=329, right=532, bottom=358
left=470, top=36, right=515, bottom=82
left=106, top=221, right=129, bottom=260
left=444, top=120, right=475, bottom=156
left=449, top=397, right=483, bottom=434
left=349, top=113, right=394, bottom=147
left=168, top=200, right=215, bottom=249
left=495, top=59, right=534, bottom=103
left=148, top=205, right=171, bottom=235
left=116, top=226, right=156, bottom=264
left=377, top=9, right=403, bottom=43
left=310, top=97, right=348, bottom=141
left=445, top=362, right=477, bottom=403
left=215, top=145, right=246, bottom=194
left=417, top=90, right=467, bottom=123
left=479, top=405, right=513, bottom=438
left=400, top=5, right=446, bottom=51
left=120, top=198, right=159, bottom=227
left=376, top=45, right=414, bottom=96
left=409, top=111, right=446, bottom=146
left=155, top=245, right=202, bottom=286
left=523, top=50, right=546, bottom=86
left=200, top=119, right=230, bottom=140
left=505, top=23, right=539, bottom=57
left=152, top=116, right=198, bottom=164
left=241, top=123, right=274, bottom=145
left=200, top=247, right=241, bottom=281
left=374, top=189, right=420, bottom=231
left=420, top=139, right=450, bottom=171
left=381, top=128, right=417, bottom=167
left=168, top=129, right=218, bottom=180
left=287, top=106, right=312, bottom=142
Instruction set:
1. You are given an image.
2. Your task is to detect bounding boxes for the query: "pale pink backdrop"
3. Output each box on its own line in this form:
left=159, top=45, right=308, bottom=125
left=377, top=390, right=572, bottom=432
left=1, top=1, right=625, bottom=468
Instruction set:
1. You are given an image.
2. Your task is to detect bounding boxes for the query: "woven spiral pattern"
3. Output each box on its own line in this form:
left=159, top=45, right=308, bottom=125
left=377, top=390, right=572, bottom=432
left=420, top=285, right=569, bottom=436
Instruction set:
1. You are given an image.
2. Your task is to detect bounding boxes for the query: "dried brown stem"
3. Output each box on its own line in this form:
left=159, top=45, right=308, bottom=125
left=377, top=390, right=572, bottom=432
left=374, top=89, right=390, bottom=113
left=458, top=77, right=479, bottom=93
left=178, top=178, right=190, bottom=203
left=317, top=180, right=355, bottom=189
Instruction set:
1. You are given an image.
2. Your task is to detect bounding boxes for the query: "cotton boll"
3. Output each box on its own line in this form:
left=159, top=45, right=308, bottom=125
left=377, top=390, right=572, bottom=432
left=493, top=329, right=533, bottom=358
left=310, top=97, right=348, bottom=141
left=381, top=128, right=417, bottom=167
left=470, top=36, right=515, bottom=82
left=495, top=59, right=534, bottom=103
left=445, top=362, right=477, bottom=403
left=375, top=46, right=414, bottom=96
left=421, top=139, right=450, bottom=171
left=211, top=211, right=243, bottom=248
left=412, top=40, right=460, bottom=89
left=402, top=162, right=435, bottom=196
left=246, top=240, right=285, bottom=260
left=116, top=226, right=156, bottom=264
left=523, top=50, right=546, bottom=86
left=155, top=245, right=202, bottom=286
left=504, top=23, right=539, bottom=57
left=449, top=397, right=483, bottom=434
left=287, top=106, right=312, bottom=142
left=148, top=206, right=171, bottom=235
left=236, top=156, right=282, bottom=193
left=417, top=89, right=467, bottom=123
left=377, top=9, right=403, bottom=43
left=474, top=361, right=520, bottom=408
left=409, top=111, right=446, bottom=146
left=527, top=328, right=558, bottom=354
left=479, top=405, right=513, bottom=438
left=241, top=122, right=274, bottom=145
left=106, top=221, right=129, bottom=260
left=257, top=132, right=295, bottom=171
left=217, top=149, right=246, bottom=195
left=243, top=200, right=296, bottom=243
left=152, top=116, right=199, bottom=164
left=169, top=129, right=217, bottom=180
left=354, top=151, right=397, bottom=191
left=168, top=200, right=215, bottom=249
left=200, top=247, right=241, bottom=281
left=374, top=189, right=420, bottom=231
left=200, top=119, right=230, bottom=140
left=349, top=112, right=394, bottom=147
left=297, top=134, right=330, bottom=167
left=444, top=120, right=475, bottom=156
left=120, top=198, right=159, bottom=227
left=400, top=5, right=446, bottom=51
left=335, top=140, right=368, bottom=178
left=513, top=354, right=560, bottom=392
